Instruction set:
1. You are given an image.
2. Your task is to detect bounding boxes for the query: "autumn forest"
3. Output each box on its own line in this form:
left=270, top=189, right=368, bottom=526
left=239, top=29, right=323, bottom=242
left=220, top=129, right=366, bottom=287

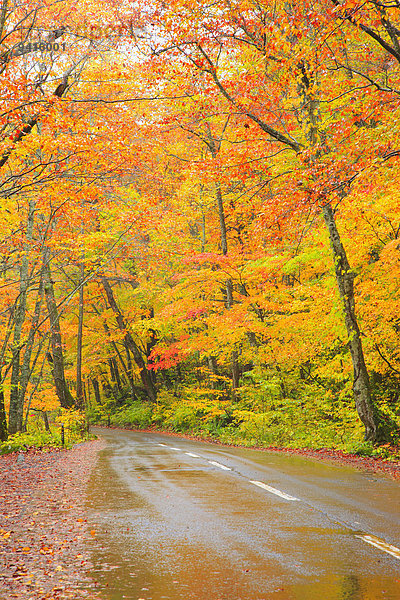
left=1, top=0, right=400, bottom=455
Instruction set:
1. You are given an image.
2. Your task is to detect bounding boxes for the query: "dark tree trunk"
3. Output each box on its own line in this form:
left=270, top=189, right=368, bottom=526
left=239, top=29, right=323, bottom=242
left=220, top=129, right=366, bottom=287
left=111, top=357, right=123, bottom=394
left=92, top=302, right=136, bottom=400
left=322, top=204, right=378, bottom=441
left=108, top=358, right=116, bottom=388
left=215, top=185, right=240, bottom=392
left=231, top=351, right=240, bottom=390
left=208, top=356, right=218, bottom=389
left=83, top=378, right=88, bottom=406
left=76, top=264, right=85, bottom=408
left=114, top=343, right=136, bottom=400
left=201, top=210, right=206, bottom=252
left=0, top=387, right=7, bottom=441
left=107, top=357, right=122, bottom=398
left=43, top=253, right=74, bottom=408
left=42, top=410, right=50, bottom=432
left=124, top=345, right=137, bottom=399
left=101, top=277, right=157, bottom=402
left=216, top=185, right=228, bottom=256
left=92, top=378, right=102, bottom=405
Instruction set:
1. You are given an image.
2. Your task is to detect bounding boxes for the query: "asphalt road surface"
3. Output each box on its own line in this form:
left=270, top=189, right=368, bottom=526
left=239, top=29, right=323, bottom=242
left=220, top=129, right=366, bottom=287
left=86, top=428, right=400, bottom=600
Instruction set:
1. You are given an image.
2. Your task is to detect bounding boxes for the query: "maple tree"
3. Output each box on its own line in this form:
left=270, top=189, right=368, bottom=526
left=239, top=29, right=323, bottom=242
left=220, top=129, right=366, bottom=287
left=0, top=0, right=150, bottom=438
left=123, top=0, right=400, bottom=442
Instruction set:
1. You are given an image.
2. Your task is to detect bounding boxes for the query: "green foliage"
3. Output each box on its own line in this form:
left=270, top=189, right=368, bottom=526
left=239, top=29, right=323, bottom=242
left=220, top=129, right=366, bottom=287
left=112, top=402, right=154, bottom=429
left=0, top=430, right=62, bottom=454
left=1, top=409, right=89, bottom=454
left=88, top=362, right=400, bottom=459
left=0, top=427, right=87, bottom=454
left=155, top=387, right=234, bottom=435
left=56, top=408, right=87, bottom=438
left=164, top=404, right=199, bottom=431
left=86, top=405, right=107, bottom=424
left=345, top=440, right=375, bottom=457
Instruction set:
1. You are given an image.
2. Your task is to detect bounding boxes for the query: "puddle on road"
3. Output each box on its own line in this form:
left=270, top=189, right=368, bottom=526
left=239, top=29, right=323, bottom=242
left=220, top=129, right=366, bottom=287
left=84, top=447, right=400, bottom=600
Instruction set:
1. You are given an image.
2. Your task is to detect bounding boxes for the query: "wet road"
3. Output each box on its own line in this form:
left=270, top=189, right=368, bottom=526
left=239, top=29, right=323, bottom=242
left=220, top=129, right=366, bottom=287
left=86, top=428, right=400, bottom=600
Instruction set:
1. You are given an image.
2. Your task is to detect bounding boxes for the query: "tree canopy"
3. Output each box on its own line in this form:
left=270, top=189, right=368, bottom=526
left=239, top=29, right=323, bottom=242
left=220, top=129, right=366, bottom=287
left=1, top=0, right=400, bottom=449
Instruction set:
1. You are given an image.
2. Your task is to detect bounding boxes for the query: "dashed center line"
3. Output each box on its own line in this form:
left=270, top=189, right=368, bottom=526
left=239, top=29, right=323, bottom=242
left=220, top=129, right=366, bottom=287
left=155, top=442, right=399, bottom=562
left=208, top=460, right=232, bottom=471
left=250, top=480, right=300, bottom=501
left=356, top=534, right=400, bottom=560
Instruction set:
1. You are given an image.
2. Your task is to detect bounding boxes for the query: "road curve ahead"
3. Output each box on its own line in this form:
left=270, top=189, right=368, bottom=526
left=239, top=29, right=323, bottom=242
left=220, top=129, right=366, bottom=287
left=86, top=428, right=400, bottom=600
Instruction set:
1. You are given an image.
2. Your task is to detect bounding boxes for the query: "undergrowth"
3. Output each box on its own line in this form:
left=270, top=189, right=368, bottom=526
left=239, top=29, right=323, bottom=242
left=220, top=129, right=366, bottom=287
left=88, top=382, right=400, bottom=461
left=0, top=409, right=89, bottom=454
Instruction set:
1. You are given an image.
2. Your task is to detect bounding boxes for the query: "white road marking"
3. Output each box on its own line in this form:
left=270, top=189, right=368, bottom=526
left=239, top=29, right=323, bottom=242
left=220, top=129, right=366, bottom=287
left=250, top=480, right=300, bottom=501
left=208, top=460, right=231, bottom=471
left=356, top=535, right=400, bottom=560
left=156, top=445, right=399, bottom=563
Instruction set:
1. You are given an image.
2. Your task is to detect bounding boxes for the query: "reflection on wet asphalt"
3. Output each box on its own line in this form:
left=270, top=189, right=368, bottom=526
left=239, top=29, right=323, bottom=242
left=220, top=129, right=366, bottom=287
left=85, top=428, right=400, bottom=600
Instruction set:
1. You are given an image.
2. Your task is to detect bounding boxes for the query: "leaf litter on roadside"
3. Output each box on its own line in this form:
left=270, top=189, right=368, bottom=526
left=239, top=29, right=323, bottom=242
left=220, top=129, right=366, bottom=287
left=0, top=440, right=105, bottom=600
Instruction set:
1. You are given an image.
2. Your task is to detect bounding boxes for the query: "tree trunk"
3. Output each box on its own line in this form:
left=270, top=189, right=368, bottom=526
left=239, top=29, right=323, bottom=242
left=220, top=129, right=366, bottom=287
left=23, top=351, right=46, bottom=431
left=92, top=302, right=136, bottom=399
left=43, top=252, right=74, bottom=408
left=9, top=199, right=35, bottom=434
left=112, top=346, right=132, bottom=388
left=201, top=211, right=206, bottom=252
left=208, top=356, right=217, bottom=389
left=111, top=357, right=123, bottom=394
left=114, top=342, right=136, bottom=400
left=231, top=351, right=240, bottom=390
left=124, top=345, right=138, bottom=400
left=42, top=410, right=50, bottom=432
left=19, top=335, right=45, bottom=430
left=76, top=264, right=85, bottom=408
left=215, top=185, right=240, bottom=392
left=297, top=65, right=378, bottom=442
left=92, top=378, right=102, bottom=405
left=0, top=387, right=7, bottom=440
left=83, top=377, right=88, bottom=405
left=0, top=292, right=17, bottom=439
left=101, top=277, right=157, bottom=402
left=17, top=270, right=45, bottom=430
left=216, top=185, right=228, bottom=256
left=322, top=203, right=378, bottom=441
left=107, top=357, right=122, bottom=398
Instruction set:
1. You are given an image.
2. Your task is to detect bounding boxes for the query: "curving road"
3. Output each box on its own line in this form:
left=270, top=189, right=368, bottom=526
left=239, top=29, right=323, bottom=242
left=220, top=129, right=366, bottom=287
left=85, top=427, right=400, bottom=600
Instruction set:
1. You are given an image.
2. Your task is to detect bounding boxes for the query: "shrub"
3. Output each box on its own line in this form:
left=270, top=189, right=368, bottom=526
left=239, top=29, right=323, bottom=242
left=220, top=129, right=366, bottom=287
left=164, top=404, right=199, bottom=432
left=1, top=430, right=63, bottom=454
left=113, top=402, right=153, bottom=428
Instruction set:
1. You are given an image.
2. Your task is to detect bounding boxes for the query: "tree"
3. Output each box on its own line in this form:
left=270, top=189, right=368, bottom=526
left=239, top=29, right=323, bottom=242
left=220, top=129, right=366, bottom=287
left=129, top=0, right=400, bottom=440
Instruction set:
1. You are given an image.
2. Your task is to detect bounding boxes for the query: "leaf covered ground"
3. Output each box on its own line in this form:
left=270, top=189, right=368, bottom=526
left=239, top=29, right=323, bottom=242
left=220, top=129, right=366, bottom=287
left=0, top=440, right=105, bottom=600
